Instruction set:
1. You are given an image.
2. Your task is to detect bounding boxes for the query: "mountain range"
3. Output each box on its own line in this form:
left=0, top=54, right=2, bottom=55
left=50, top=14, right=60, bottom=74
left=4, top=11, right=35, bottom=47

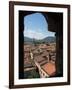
left=24, top=36, right=56, bottom=44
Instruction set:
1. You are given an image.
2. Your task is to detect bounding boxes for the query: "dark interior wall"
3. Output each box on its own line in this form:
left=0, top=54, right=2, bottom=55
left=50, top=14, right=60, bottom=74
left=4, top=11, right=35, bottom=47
left=19, top=11, right=24, bottom=79
left=56, top=13, right=63, bottom=76
left=19, top=11, right=63, bottom=79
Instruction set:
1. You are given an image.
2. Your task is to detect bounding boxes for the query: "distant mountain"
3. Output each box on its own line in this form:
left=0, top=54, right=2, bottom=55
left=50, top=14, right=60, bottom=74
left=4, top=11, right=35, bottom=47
left=24, top=36, right=56, bottom=44
left=42, top=37, right=56, bottom=43
left=24, top=37, right=34, bottom=44
left=24, top=37, right=33, bottom=42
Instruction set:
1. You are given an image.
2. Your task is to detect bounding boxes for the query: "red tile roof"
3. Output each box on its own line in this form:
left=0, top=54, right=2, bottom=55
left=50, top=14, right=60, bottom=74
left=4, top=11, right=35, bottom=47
left=42, top=62, right=56, bottom=76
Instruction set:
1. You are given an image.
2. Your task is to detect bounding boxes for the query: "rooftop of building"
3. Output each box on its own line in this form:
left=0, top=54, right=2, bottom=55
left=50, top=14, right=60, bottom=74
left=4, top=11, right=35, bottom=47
left=42, top=62, right=56, bottom=76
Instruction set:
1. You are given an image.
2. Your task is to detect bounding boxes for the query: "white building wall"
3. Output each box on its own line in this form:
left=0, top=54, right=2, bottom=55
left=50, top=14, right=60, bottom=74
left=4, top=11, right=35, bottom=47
left=35, top=61, right=49, bottom=78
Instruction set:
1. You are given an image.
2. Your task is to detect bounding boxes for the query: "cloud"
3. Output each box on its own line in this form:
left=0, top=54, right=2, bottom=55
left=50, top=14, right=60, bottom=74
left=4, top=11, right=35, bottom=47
left=24, top=29, right=49, bottom=40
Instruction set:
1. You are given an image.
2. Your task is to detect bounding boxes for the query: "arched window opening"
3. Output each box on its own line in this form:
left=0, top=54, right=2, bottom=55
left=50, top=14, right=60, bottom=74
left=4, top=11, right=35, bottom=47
left=23, top=13, right=56, bottom=79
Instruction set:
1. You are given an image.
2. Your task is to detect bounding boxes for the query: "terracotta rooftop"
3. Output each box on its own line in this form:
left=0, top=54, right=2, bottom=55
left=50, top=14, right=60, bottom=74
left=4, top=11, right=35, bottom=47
left=34, top=56, right=44, bottom=62
left=42, top=62, right=56, bottom=76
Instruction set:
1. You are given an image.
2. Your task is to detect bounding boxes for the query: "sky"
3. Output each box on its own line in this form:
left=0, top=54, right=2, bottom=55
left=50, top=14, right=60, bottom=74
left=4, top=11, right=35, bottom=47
left=24, top=13, right=55, bottom=40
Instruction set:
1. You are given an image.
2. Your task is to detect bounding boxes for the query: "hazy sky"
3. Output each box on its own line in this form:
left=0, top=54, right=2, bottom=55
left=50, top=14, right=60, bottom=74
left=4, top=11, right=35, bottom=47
left=24, top=13, right=55, bottom=40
